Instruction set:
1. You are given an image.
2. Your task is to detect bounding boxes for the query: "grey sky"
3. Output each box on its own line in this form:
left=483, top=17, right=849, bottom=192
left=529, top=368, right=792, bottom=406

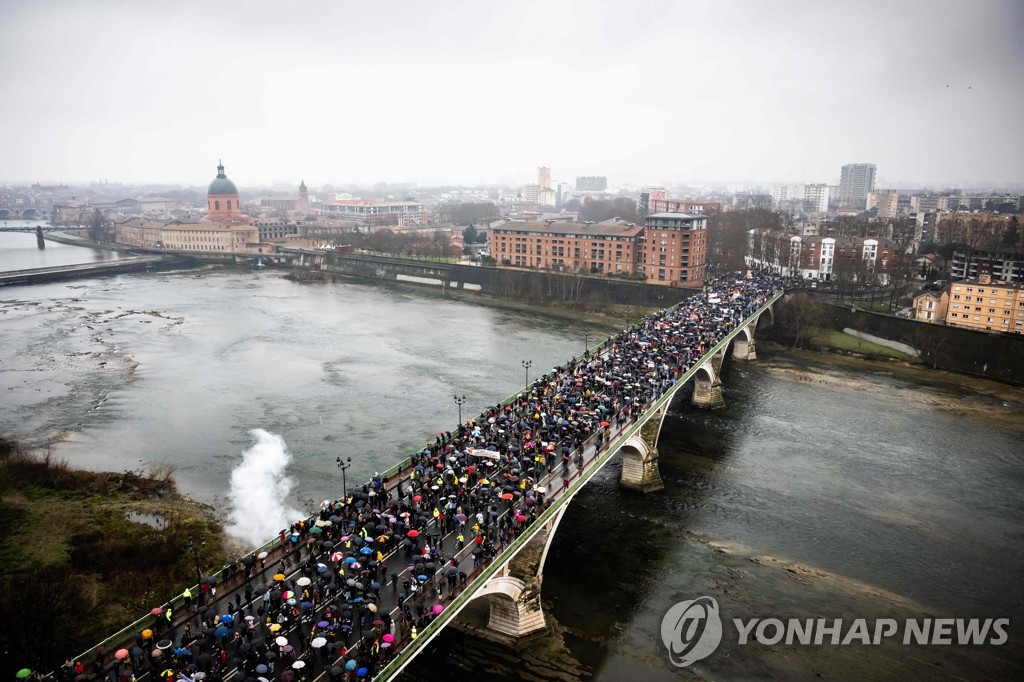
left=1, top=0, right=1022, bottom=189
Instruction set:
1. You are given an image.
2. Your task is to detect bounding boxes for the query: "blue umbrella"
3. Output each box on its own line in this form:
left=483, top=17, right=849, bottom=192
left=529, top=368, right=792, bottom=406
left=220, top=614, right=234, bottom=624
left=344, top=557, right=357, bottom=565
left=345, top=660, right=357, bottom=672
left=357, top=669, right=368, bottom=677
left=301, top=600, right=313, bottom=611
left=359, top=547, right=373, bottom=555
left=318, top=564, right=329, bottom=573
left=214, top=626, right=230, bottom=639
left=417, top=574, right=428, bottom=581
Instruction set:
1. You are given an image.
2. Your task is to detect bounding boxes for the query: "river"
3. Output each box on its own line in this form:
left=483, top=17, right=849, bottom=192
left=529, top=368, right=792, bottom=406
left=0, top=250, right=1021, bottom=680
left=0, top=226, right=125, bottom=271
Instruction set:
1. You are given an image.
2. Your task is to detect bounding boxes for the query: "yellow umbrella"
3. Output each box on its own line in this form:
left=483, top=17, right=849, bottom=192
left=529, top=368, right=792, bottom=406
left=273, top=573, right=286, bottom=581
left=269, top=623, right=282, bottom=632
left=141, top=628, right=153, bottom=639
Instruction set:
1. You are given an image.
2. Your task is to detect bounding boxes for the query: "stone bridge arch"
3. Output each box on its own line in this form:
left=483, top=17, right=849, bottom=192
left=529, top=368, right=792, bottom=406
left=619, top=435, right=664, bottom=493
left=692, top=360, right=725, bottom=409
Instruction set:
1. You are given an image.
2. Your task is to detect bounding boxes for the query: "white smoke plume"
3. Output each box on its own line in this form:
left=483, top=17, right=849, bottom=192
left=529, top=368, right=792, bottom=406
left=225, top=429, right=305, bottom=548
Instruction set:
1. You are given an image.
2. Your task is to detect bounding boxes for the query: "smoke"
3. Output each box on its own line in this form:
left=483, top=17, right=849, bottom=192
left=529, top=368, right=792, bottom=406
left=225, top=429, right=305, bottom=549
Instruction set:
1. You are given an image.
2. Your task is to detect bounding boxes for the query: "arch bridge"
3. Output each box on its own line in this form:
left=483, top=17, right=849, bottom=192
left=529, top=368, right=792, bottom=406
left=376, top=289, right=781, bottom=679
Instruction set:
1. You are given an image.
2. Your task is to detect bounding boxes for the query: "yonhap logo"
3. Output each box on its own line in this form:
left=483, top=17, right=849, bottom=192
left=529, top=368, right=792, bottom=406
left=661, top=596, right=723, bottom=667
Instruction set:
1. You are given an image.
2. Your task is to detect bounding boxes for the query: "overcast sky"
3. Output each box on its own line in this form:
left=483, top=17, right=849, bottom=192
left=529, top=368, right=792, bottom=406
left=1, top=0, right=1022, bottom=189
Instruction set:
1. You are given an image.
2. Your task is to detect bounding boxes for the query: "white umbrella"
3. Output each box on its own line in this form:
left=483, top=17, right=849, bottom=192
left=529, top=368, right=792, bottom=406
left=257, top=551, right=268, bottom=559
left=296, top=577, right=311, bottom=587
left=275, top=636, right=288, bottom=646
left=311, top=637, right=327, bottom=648
left=292, top=661, right=305, bottom=670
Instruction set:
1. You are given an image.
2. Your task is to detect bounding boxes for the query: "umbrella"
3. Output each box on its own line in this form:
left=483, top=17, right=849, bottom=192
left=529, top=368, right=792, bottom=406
left=382, top=633, right=395, bottom=643
left=407, top=529, right=420, bottom=538
left=245, top=615, right=255, bottom=622
left=331, top=666, right=344, bottom=677
left=366, top=602, right=378, bottom=613
left=297, top=577, right=311, bottom=587
left=345, top=661, right=358, bottom=672
left=276, top=636, right=289, bottom=646
left=274, top=573, right=286, bottom=581
left=258, top=551, right=269, bottom=559
left=269, top=623, right=282, bottom=632
left=311, top=637, right=327, bottom=648
left=331, top=551, right=344, bottom=562
left=114, top=649, right=129, bottom=660
left=432, top=604, right=443, bottom=614
left=309, top=526, right=322, bottom=535
left=220, top=614, right=234, bottom=624
left=150, top=607, right=163, bottom=616
left=156, top=639, right=172, bottom=650
left=283, top=590, right=295, bottom=600
left=256, top=665, right=268, bottom=674
left=318, top=620, right=330, bottom=627
left=214, top=626, right=230, bottom=639
left=141, top=628, right=153, bottom=639
left=501, top=493, right=514, bottom=500
left=16, top=671, right=32, bottom=680
left=283, top=644, right=294, bottom=654
left=292, top=661, right=305, bottom=670
left=360, top=546, right=373, bottom=555
left=357, top=668, right=368, bottom=677
left=344, top=556, right=357, bottom=565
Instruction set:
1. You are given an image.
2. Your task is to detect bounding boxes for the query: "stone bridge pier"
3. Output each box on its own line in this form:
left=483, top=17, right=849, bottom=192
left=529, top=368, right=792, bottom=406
left=473, top=505, right=569, bottom=641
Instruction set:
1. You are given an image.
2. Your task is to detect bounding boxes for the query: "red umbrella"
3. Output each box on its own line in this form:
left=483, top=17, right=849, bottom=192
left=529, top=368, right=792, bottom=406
left=501, top=493, right=514, bottom=500
left=413, top=495, right=422, bottom=502
left=150, top=607, right=163, bottom=616
left=600, top=421, right=610, bottom=427
left=407, top=529, right=420, bottom=538
left=114, top=649, right=130, bottom=660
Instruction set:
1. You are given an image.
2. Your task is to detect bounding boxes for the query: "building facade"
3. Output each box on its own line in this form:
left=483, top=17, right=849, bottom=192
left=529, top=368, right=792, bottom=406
left=912, top=290, right=949, bottom=323
left=488, top=213, right=707, bottom=287
left=837, top=163, right=877, bottom=210
left=869, top=189, right=900, bottom=219
left=648, top=198, right=722, bottom=215
left=319, top=200, right=428, bottom=227
left=641, top=213, right=708, bottom=286
left=945, top=274, right=1024, bottom=334
left=576, top=176, right=608, bottom=191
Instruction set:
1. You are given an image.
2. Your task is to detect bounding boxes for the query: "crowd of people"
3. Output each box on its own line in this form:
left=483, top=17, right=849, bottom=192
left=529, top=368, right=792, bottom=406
left=48, top=269, right=784, bottom=682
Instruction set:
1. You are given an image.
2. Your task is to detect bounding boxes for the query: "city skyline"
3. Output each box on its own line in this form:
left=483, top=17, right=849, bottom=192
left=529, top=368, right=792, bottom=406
left=1, top=0, right=1022, bottom=188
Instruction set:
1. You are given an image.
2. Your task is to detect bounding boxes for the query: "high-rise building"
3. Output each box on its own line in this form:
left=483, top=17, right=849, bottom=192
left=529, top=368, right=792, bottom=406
left=538, top=166, right=551, bottom=191
left=869, top=189, right=899, bottom=219
left=576, top=176, right=608, bottom=192
left=837, top=163, right=876, bottom=210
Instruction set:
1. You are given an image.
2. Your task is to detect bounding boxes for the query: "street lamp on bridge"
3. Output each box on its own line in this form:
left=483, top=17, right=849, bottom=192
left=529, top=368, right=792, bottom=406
left=453, top=394, right=466, bottom=426
left=186, top=535, right=206, bottom=607
left=625, top=306, right=634, bottom=328
left=522, top=359, right=533, bottom=390
left=336, top=456, right=352, bottom=501
left=583, top=327, right=591, bottom=356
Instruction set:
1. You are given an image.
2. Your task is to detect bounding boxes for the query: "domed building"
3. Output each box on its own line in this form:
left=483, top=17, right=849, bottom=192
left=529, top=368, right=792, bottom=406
left=205, top=161, right=250, bottom=224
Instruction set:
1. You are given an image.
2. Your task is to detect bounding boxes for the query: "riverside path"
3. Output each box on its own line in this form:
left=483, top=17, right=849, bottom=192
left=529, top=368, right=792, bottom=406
left=50, top=269, right=784, bottom=682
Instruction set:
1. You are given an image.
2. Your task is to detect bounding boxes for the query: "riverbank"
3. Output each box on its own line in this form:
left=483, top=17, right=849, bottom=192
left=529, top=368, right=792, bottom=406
left=757, top=341, right=1024, bottom=434
left=0, top=438, right=226, bottom=675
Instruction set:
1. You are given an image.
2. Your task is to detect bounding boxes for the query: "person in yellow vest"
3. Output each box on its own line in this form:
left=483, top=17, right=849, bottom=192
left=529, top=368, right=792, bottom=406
left=411, top=625, right=418, bottom=640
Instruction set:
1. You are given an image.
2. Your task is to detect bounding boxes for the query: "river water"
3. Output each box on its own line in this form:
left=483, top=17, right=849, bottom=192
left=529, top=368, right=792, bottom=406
left=0, top=227, right=125, bottom=271
left=1, top=247, right=1021, bottom=680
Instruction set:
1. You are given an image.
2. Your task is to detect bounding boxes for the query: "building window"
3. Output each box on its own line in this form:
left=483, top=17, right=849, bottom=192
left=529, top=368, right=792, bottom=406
left=215, top=200, right=220, bottom=211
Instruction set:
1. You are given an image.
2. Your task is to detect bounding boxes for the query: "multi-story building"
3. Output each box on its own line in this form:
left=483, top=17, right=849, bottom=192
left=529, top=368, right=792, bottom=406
left=488, top=213, right=707, bottom=287
left=869, top=189, right=900, bottom=219
left=576, top=176, right=608, bottom=192
left=803, top=184, right=831, bottom=213
left=746, top=232, right=894, bottom=283
left=319, top=199, right=428, bottom=227
left=912, top=289, right=949, bottom=324
left=945, top=274, right=1024, bottom=334
left=837, top=163, right=877, bottom=210
left=490, top=219, right=644, bottom=276
left=261, top=181, right=310, bottom=213
left=648, top=198, right=722, bottom=215
left=640, top=213, right=708, bottom=286
left=950, top=245, right=1024, bottom=284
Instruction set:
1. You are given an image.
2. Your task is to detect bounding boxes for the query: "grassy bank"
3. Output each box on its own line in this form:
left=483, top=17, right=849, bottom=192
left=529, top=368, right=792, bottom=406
left=815, top=329, right=919, bottom=362
left=0, top=438, right=227, bottom=675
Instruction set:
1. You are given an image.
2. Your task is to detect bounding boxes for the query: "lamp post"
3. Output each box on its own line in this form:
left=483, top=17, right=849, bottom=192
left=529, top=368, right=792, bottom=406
left=336, top=456, right=352, bottom=501
left=625, top=306, right=633, bottom=328
left=583, top=327, right=591, bottom=356
left=186, top=535, right=206, bottom=606
left=521, top=359, right=533, bottom=389
left=453, top=395, right=466, bottom=425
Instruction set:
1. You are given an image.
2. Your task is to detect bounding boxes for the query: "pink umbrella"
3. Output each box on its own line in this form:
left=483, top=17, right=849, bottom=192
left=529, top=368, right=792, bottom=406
left=432, top=604, right=443, bottom=615
left=382, top=633, right=395, bottom=643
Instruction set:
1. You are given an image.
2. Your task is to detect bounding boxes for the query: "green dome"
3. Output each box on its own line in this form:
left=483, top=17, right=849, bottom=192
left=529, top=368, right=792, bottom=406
left=208, top=163, right=239, bottom=196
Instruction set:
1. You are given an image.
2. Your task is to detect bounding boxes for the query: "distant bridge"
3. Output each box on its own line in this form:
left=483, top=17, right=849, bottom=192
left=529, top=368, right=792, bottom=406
left=0, top=207, right=50, bottom=220
left=0, top=224, right=66, bottom=233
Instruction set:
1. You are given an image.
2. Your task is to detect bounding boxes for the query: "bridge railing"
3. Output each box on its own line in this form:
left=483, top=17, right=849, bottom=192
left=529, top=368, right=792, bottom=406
left=375, top=290, right=782, bottom=680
